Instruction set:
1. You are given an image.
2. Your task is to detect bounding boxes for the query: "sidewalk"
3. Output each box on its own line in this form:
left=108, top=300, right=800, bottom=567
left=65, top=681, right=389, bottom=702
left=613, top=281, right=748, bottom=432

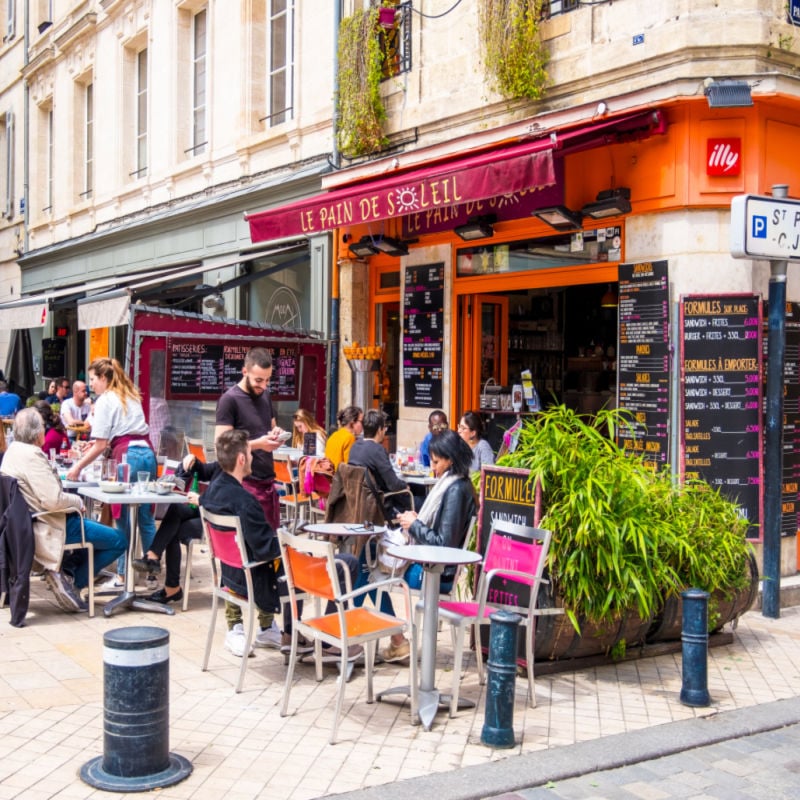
left=1, top=563, right=799, bottom=800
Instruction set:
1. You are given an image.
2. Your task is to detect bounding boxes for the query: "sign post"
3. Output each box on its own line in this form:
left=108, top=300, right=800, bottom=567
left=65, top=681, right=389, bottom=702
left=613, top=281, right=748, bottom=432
left=731, top=187, right=793, bottom=618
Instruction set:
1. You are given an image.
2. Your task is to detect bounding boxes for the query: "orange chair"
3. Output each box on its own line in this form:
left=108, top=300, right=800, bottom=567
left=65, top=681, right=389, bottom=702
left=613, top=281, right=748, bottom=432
left=274, top=458, right=314, bottom=531
left=200, top=508, right=268, bottom=692
left=185, top=437, right=208, bottom=463
left=278, top=530, right=417, bottom=744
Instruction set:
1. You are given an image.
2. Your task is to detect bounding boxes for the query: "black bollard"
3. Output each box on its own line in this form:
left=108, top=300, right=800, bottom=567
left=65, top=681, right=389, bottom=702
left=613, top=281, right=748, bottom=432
left=81, top=626, right=192, bottom=792
left=680, top=588, right=711, bottom=707
left=481, top=610, right=521, bottom=748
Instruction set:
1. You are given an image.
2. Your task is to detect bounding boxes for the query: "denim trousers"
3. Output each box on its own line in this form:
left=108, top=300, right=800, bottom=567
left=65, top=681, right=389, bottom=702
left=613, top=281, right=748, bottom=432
left=114, top=445, right=157, bottom=576
left=64, top=512, right=127, bottom=590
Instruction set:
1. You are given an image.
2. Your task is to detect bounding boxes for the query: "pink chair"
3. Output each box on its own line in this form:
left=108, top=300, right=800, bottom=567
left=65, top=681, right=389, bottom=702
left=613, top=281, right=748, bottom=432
left=437, top=520, right=553, bottom=715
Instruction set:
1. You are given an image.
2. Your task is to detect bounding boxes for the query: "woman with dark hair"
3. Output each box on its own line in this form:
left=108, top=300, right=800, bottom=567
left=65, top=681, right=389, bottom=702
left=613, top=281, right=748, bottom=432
left=381, top=429, right=478, bottom=662
left=324, top=405, right=363, bottom=468
left=458, top=410, right=495, bottom=472
left=33, top=399, right=69, bottom=455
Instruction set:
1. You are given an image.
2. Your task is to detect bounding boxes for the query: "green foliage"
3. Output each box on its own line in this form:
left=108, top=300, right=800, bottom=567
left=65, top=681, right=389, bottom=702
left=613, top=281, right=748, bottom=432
left=336, top=7, right=389, bottom=159
left=497, top=405, right=753, bottom=631
left=479, top=0, right=549, bottom=101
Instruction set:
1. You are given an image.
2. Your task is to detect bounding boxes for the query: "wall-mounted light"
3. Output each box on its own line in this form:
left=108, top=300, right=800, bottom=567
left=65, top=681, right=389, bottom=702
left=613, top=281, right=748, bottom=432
left=704, top=79, right=753, bottom=109
left=349, top=236, right=379, bottom=258
left=372, top=236, right=408, bottom=256
left=454, top=215, right=496, bottom=241
left=600, top=283, right=618, bottom=309
left=532, top=205, right=583, bottom=231
left=582, top=187, right=632, bottom=219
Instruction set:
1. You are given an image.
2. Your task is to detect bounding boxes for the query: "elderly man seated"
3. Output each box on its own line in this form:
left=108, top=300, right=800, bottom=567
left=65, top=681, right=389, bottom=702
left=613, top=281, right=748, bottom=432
left=0, top=408, right=127, bottom=612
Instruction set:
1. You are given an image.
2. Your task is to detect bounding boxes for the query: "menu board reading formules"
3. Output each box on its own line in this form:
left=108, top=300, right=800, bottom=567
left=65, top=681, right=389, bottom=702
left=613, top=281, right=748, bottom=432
left=680, top=295, right=762, bottom=539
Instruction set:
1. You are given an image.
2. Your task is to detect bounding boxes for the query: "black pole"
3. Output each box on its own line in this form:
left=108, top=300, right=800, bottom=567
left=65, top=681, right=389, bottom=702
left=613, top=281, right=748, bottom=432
left=762, top=184, right=788, bottom=619
left=680, top=588, right=710, bottom=707
left=481, top=610, right=521, bottom=749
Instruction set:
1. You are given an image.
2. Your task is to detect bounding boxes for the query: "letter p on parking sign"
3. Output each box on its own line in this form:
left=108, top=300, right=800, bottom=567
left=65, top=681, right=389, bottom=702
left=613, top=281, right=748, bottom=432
left=752, top=215, right=767, bottom=239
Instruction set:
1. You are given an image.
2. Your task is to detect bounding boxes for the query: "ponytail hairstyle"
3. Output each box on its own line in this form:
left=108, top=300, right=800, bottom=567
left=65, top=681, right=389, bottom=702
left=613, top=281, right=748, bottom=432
left=88, top=357, right=141, bottom=411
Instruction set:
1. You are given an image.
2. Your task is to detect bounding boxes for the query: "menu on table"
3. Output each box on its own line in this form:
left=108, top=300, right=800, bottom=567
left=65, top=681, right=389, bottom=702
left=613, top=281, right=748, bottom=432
left=763, top=301, right=800, bottom=538
left=616, top=260, right=670, bottom=466
left=402, top=263, right=444, bottom=407
left=680, top=295, right=762, bottom=539
left=167, top=338, right=298, bottom=401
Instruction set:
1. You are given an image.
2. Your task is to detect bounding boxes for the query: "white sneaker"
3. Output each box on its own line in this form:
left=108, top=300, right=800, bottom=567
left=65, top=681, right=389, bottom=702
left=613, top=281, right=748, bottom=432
left=97, top=574, right=124, bottom=592
left=254, top=620, right=282, bottom=649
left=224, top=623, right=254, bottom=658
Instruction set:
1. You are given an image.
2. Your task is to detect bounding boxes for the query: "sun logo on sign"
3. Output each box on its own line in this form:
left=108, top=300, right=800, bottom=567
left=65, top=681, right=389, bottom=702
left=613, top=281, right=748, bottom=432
left=394, top=186, right=419, bottom=213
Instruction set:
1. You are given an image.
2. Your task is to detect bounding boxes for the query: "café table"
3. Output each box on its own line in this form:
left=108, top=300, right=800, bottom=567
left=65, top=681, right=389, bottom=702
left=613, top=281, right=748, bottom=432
left=78, top=485, right=190, bottom=618
left=274, top=446, right=304, bottom=462
left=377, top=543, right=481, bottom=730
left=300, top=521, right=386, bottom=556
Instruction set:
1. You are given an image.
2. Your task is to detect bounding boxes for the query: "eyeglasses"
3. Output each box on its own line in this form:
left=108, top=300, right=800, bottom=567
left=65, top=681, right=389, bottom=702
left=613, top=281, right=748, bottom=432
left=457, top=424, right=470, bottom=431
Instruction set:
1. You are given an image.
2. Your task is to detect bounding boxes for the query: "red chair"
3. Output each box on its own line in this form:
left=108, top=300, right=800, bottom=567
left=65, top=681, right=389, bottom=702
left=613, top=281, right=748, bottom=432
left=278, top=530, right=417, bottom=743
left=437, top=521, right=554, bottom=715
left=200, top=508, right=268, bottom=692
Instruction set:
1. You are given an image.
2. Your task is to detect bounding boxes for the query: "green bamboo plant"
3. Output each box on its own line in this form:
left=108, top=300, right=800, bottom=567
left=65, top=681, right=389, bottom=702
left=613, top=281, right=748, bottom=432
left=497, top=405, right=753, bottom=632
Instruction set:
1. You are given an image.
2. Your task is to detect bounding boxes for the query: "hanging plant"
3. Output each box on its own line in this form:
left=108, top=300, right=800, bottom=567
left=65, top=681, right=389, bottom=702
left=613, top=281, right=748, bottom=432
left=336, top=6, right=389, bottom=159
left=479, top=0, right=549, bottom=101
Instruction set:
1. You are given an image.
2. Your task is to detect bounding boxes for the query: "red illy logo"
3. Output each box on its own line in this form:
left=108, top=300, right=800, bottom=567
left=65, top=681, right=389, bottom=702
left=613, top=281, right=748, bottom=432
left=707, top=138, right=741, bottom=175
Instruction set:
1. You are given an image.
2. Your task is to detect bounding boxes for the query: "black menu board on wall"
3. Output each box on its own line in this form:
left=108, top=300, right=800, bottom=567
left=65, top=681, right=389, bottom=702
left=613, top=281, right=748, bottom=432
left=402, top=263, right=444, bottom=408
left=617, top=260, right=670, bottom=466
left=763, top=302, right=800, bottom=538
left=680, top=295, right=762, bottom=539
left=167, top=339, right=298, bottom=401
left=41, top=338, right=67, bottom=378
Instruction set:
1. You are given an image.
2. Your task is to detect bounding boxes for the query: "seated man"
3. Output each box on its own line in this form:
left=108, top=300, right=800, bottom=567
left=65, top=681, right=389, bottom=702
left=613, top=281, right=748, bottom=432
left=201, top=429, right=360, bottom=661
left=60, top=380, right=92, bottom=442
left=0, top=408, right=127, bottom=612
left=0, top=380, right=23, bottom=417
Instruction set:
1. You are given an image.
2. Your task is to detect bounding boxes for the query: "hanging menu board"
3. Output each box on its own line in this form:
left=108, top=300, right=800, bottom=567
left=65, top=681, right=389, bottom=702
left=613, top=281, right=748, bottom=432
left=763, top=302, right=800, bottom=538
left=41, top=338, right=67, bottom=378
left=167, top=339, right=298, bottom=401
left=617, top=260, right=670, bottom=465
left=402, top=262, right=444, bottom=408
left=680, top=295, right=762, bottom=539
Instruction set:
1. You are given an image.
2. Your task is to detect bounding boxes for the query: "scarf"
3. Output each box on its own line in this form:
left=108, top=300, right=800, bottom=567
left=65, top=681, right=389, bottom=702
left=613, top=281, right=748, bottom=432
left=417, top=471, right=459, bottom=527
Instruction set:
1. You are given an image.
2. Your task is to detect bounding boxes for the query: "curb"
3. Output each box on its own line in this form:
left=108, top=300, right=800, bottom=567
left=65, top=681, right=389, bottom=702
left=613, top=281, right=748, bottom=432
left=325, top=696, right=800, bottom=800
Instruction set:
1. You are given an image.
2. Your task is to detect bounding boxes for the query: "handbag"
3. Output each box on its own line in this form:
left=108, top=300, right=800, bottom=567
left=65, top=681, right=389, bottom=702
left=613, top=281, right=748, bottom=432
left=376, top=527, right=411, bottom=575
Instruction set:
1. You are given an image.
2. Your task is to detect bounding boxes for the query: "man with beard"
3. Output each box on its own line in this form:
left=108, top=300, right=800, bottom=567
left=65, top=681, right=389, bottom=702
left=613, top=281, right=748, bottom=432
left=214, top=347, right=288, bottom=653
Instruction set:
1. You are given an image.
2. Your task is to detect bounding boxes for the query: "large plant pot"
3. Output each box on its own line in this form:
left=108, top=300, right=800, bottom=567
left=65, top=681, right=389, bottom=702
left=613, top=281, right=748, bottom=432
left=646, top=550, right=759, bottom=644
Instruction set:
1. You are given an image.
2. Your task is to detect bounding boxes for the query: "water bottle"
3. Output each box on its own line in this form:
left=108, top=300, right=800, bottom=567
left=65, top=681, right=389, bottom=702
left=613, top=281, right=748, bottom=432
left=118, top=453, right=131, bottom=484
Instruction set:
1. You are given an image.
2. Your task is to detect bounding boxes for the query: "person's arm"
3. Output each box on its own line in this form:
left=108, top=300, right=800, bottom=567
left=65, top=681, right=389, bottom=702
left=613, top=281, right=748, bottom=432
left=408, top=483, right=472, bottom=548
left=61, top=400, right=79, bottom=427
left=241, top=493, right=279, bottom=561
left=65, top=437, right=107, bottom=480
left=375, top=449, right=408, bottom=494
left=32, top=451, right=83, bottom=514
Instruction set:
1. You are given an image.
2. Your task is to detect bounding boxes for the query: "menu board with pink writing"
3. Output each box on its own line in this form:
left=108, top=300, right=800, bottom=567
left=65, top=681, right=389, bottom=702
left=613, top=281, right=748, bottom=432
left=680, top=295, right=762, bottom=539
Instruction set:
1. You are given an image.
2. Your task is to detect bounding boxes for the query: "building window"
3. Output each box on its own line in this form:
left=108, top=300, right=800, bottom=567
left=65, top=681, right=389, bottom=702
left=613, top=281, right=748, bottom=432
left=5, top=0, right=15, bottom=42
left=83, top=82, right=93, bottom=198
left=543, top=0, right=580, bottom=16
left=45, top=107, right=53, bottom=212
left=266, top=0, right=293, bottom=126
left=192, top=9, right=207, bottom=155
left=131, top=47, right=148, bottom=178
left=380, top=1, right=411, bottom=80
left=0, top=111, right=13, bottom=218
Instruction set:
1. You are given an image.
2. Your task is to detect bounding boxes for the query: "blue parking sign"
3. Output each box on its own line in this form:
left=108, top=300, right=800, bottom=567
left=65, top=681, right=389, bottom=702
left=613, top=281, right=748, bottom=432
left=751, top=215, right=767, bottom=239
left=791, top=0, right=800, bottom=24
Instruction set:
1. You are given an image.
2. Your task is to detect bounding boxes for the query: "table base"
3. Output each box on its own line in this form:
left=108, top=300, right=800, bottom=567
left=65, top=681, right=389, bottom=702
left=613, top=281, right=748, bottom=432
left=103, top=591, right=176, bottom=618
left=376, top=684, right=475, bottom=730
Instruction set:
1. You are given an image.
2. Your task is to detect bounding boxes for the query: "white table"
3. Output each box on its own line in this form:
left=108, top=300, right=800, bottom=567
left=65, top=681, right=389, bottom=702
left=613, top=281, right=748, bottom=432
left=78, top=486, right=190, bottom=618
left=274, top=446, right=304, bottom=462
left=301, top=522, right=386, bottom=555
left=378, top=544, right=481, bottom=730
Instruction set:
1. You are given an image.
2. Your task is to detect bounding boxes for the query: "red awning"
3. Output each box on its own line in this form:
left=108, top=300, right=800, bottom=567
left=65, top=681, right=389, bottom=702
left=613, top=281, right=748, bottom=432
left=246, top=108, right=665, bottom=243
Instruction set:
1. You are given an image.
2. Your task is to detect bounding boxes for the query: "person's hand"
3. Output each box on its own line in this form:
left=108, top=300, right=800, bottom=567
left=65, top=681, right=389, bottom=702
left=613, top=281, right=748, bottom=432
left=397, top=510, right=417, bottom=531
left=65, top=464, right=81, bottom=481
left=186, top=491, right=200, bottom=505
left=252, top=433, right=282, bottom=452
left=182, top=453, right=196, bottom=471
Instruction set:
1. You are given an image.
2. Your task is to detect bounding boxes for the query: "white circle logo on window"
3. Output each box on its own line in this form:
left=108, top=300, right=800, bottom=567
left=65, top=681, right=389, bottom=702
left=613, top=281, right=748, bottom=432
left=266, top=287, right=302, bottom=329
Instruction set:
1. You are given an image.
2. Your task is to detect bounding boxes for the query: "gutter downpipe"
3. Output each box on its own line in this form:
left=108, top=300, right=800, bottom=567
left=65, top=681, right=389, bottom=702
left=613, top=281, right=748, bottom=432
left=328, top=0, right=342, bottom=431
left=23, top=0, right=29, bottom=255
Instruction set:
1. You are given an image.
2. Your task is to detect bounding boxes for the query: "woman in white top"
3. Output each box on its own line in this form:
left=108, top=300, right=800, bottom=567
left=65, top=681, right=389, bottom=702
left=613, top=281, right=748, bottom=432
left=291, top=408, right=327, bottom=456
left=66, top=357, right=157, bottom=588
left=458, top=410, right=495, bottom=473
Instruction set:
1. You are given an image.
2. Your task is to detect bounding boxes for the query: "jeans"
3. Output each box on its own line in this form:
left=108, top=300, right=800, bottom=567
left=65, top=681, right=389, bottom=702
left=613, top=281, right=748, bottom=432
left=114, top=445, right=157, bottom=576
left=64, top=512, right=127, bottom=590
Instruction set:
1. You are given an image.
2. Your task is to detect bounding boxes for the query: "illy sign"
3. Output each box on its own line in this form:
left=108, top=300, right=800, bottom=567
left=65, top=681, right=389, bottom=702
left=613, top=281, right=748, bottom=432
left=707, top=138, right=741, bottom=175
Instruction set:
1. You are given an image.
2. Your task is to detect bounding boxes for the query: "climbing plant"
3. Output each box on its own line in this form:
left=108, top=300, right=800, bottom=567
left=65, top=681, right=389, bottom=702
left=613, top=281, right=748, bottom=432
left=336, top=6, right=389, bottom=159
left=479, top=0, right=549, bottom=101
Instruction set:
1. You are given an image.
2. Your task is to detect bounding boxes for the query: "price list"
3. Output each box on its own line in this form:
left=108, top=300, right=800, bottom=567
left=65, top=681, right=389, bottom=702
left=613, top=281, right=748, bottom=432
left=617, top=260, right=669, bottom=465
left=402, top=263, right=444, bottom=408
left=763, top=301, right=800, bottom=537
left=680, top=295, right=762, bottom=539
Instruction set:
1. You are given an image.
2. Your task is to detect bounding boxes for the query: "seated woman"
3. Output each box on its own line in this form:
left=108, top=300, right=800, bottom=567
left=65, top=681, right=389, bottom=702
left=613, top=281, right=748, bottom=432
left=133, top=452, right=219, bottom=604
left=291, top=408, right=327, bottom=456
left=359, top=429, right=477, bottom=663
left=458, top=410, right=495, bottom=473
left=324, top=405, right=363, bottom=469
left=33, top=399, right=69, bottom=455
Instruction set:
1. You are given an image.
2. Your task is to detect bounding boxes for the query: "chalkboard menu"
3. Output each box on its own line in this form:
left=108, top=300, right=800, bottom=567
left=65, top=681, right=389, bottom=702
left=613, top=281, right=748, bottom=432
left=680, top=295, right=762, bottom=539
left=41, top=337, right=67, bottom=378
left=617, top=260, right=670, bottom=465
left=763, top=301, right=800, bottom=538
left=167, top=339, right=298, bottom=401
left=402, top=263, right=444, bottom=408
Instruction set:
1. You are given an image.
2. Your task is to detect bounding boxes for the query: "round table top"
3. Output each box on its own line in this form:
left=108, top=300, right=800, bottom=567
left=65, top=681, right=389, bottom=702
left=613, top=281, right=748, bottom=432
left=303, top=522, right=386, bottom=537
left=386, top=543, right=481, bottom=567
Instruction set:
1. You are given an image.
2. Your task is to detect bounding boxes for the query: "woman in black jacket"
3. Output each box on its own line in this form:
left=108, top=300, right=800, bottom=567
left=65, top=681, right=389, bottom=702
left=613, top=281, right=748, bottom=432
left=381, top=429, right=477, bottom=662
left=133, top=453, right=219, bottom=604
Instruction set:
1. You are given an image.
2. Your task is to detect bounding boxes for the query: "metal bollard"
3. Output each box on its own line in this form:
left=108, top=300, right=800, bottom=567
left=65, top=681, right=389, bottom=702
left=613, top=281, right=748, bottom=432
left=680, top=588, right=711, bottom=707
left=81, top=626, right=192, bottom=792
left=481, top=610, right=521, bottom=748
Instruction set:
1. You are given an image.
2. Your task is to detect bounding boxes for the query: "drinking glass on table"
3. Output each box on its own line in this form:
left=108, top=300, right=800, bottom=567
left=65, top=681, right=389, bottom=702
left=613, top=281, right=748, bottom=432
left=137, top=471, right=150, bottom=492
left=104, top=458, right=118, bottom=482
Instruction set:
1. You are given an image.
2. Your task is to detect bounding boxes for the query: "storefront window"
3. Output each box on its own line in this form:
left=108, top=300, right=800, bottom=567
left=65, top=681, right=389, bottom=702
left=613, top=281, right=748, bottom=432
left=248, top=247, right=310, bottom=329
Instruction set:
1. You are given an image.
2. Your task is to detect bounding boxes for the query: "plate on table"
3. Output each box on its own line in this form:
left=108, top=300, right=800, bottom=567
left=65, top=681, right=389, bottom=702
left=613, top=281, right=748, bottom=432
left=99, top=481, right=126, bottom=494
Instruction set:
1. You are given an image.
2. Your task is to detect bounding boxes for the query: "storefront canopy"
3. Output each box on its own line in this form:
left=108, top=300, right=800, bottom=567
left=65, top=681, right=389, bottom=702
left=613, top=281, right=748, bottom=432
left=246, top=108, right=666, bottom=243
